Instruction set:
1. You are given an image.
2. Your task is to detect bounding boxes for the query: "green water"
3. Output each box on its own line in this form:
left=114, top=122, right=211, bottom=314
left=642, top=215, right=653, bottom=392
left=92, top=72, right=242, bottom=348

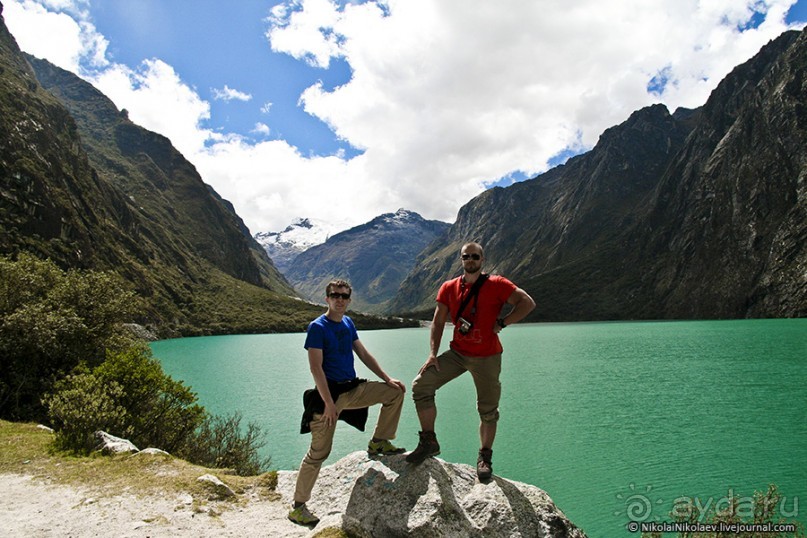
left=152, top=319, right=806, bottom=536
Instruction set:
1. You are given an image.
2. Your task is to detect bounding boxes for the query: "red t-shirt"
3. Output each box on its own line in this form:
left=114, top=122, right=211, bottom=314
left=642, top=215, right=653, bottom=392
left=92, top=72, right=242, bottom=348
left=436, top=274, right=517, bottom=357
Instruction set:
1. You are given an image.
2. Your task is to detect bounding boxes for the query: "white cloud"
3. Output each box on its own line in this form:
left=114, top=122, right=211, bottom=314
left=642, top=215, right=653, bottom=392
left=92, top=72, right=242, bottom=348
left=88, top=59, right=217, bottom=158
left=252, top=122, right=271, bottom=136
left=267, top=0, right=803, bottom=225
left=191, top=139, right=377, bottom=234
left=4, top=0, right=805, bottom=236
left=4, top=0, right=89, bottom=72
left=266, top=0, right=343, bottom=68
left=212, top=85, right=253, bottom=102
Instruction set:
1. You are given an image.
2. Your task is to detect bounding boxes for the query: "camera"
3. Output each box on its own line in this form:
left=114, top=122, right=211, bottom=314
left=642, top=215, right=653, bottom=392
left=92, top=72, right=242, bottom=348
left=458, top=317, right=472, bottom=334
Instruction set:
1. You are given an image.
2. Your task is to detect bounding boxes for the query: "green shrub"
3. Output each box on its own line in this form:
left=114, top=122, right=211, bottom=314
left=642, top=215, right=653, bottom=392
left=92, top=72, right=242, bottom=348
left=0, top=253, right=136, bottom=420
left=43, top=343, right=205, bottom=454
left=93, top=344, right=205, bottom=453
left=180, top=411, right=272, bottom=476
left=43, top=344, right=271, bottom=475
left=642, top=484, right=804, bottom=538
left=43, top=372, right=128, bottom=453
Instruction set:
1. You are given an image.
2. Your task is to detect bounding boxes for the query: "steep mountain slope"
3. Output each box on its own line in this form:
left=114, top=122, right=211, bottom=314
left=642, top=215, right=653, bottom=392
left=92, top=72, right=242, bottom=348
left=0, top=7, right=318, bottom=335
left=26, top=55, right=294, bottom=296
left=285, top=209, right=450, bottom=312
left=390, top=30, right=806, bottom=320
left=637, top=30, right=807, bottom=318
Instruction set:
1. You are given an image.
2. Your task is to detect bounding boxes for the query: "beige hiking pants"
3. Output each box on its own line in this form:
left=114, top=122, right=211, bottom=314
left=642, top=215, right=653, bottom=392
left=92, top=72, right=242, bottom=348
left=293, top=381, right=404, bottom=503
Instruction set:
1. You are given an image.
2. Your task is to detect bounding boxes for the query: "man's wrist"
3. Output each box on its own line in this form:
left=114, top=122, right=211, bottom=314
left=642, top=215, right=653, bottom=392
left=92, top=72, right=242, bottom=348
left=496, top=318, right=507, bottom=329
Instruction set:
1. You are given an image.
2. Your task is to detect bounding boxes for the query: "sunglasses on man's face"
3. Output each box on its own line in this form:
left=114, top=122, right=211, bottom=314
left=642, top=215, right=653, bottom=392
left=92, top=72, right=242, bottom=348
left=461, top=253, right=482, bottom=260
left=328, top=292, right=351, bottom=300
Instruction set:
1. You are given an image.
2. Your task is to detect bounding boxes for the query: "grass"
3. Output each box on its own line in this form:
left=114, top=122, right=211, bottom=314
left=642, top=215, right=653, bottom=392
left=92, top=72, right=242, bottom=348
left=0, top=419, right=279, bottom=507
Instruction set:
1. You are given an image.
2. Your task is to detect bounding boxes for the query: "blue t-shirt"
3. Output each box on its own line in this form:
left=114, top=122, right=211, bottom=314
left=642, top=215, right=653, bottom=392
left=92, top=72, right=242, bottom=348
left=304, top=314, right=358, bottom=382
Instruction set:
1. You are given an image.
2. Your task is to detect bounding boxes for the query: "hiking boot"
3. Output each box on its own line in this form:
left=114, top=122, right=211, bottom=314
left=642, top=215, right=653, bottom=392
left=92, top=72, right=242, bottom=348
left=368, top=439, right=406, bottom=456
left=477, top=448, right=493, bottom=481
left=405, top=431, right=441, bottom=464
left=288, top=503, right=320, bottom=526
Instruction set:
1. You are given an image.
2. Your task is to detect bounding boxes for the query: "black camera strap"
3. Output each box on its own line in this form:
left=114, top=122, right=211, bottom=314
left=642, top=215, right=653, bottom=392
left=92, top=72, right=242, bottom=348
left=455, top=273, right=489, bottom=325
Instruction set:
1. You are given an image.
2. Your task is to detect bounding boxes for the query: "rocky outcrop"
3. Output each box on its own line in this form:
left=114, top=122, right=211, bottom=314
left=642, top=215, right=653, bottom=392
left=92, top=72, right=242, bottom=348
left=277, top=451, right=586, bottom=537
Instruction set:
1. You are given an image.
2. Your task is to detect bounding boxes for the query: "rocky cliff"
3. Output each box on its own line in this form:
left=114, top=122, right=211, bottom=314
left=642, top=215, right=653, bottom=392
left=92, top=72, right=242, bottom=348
left=390, top=30, right=806, bottom=320
left=285, top=209, right=450, bottom=313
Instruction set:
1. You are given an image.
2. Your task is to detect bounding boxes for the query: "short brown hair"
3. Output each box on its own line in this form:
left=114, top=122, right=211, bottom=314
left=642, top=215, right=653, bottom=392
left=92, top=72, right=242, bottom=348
left=461, top=242, right=485, bottom=257
left=326, top=279, right=352, bottom=296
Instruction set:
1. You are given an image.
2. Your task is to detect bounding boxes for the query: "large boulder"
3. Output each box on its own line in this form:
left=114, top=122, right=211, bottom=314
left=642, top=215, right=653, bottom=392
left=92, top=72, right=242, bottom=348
left=277, top=451, right=586, bottom=537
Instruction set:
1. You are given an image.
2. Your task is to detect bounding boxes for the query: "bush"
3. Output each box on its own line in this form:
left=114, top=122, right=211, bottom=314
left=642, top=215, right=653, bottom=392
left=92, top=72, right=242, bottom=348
left=180, top=411, right=272, bottom=476
left=43, top=344, right=271, bottom=475
left=0, top=254, right=137, bottom=419
left=43, top=372, right=128, bottom=453
left=93, top=344, right=205, bottom=453
left=43, top=343, right=205, bottom=454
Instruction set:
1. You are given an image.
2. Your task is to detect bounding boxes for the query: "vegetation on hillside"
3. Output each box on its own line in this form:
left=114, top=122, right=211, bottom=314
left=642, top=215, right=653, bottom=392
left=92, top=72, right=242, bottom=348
left=0, top=254, right=270, bottom=475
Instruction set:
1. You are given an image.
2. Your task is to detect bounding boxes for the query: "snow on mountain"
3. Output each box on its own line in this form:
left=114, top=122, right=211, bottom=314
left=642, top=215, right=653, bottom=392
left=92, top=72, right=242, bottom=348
left=254, top=217, right=342, bottom=272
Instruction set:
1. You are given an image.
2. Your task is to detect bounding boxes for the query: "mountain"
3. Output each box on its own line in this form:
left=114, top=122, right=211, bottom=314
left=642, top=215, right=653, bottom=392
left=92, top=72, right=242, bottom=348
left=254, top=217, right=338, bottom=273
left=0, top=6, right=328, bottom=335
left=284, top=209, right=450, bottom=313
left=390, top=30, right=806, bottom=320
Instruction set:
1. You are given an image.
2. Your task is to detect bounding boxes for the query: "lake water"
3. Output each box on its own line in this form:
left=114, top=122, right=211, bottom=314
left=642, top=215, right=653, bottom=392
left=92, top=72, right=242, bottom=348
left=152, top=319, right=806, bottom=537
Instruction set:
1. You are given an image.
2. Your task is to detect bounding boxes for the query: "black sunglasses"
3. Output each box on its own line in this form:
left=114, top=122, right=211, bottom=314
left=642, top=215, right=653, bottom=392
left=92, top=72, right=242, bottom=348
left=328, top=292, right=351, bottom=300
left=461, top=253, right=481, bottom=260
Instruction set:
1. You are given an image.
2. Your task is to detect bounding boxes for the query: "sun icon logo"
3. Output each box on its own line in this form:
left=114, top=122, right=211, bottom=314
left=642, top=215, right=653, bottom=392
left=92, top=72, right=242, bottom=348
left=614, top=483, right=666, bottom=522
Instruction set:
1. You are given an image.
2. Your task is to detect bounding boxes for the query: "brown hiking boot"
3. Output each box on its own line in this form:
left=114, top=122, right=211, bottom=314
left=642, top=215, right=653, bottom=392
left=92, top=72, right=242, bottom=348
left=405, top=431, right=440, bottom=464
left=477, top=448, right=493, bottom=481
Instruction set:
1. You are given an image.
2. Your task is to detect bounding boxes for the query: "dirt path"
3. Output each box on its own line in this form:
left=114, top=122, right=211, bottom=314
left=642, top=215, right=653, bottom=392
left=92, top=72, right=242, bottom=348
left=0, top=473, right=310, bottom=537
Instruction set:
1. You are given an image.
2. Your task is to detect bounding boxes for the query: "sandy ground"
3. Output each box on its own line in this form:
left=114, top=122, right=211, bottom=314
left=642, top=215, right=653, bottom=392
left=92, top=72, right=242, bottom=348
left=0, top=473, right=312, bottom=537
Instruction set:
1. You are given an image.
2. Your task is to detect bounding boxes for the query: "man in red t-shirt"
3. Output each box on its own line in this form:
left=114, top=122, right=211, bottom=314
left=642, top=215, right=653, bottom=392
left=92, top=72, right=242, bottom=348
left=406, top=242, right=536, bottom=480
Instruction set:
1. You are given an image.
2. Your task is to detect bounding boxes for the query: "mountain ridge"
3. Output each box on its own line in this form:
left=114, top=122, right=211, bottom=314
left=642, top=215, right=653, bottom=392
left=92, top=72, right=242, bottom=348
left=284, top=209, right=450, bottom=312
left=389, top=30, right=806, bottom=320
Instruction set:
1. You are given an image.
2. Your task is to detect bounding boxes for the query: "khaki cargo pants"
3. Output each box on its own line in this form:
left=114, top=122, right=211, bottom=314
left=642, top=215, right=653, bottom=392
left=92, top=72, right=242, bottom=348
left=412, top=349, right=502, bottom=423
left=293, top=381, right=404, bottom=503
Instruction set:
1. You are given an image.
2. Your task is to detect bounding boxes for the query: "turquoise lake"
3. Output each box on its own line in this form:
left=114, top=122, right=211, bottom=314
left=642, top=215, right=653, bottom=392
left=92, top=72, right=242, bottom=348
left=152, top=319, right=806, bottom=537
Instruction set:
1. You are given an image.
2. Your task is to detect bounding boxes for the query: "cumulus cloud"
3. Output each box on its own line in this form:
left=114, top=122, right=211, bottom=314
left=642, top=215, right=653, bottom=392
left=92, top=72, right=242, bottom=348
left=5, top=0, right=805, bottom=235
left=268, top=0, right=803, bottom=226
left=212, top=85, right=253, bottom=102
left=4, top=0, right=105, bottom=72
left=89, top=59, right=218, bottom=158
left=252, top=122, right=271, bottom=136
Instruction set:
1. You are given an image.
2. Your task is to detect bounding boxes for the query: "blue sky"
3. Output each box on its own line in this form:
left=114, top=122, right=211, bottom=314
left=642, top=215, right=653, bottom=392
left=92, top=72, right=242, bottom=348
left=5, top=0, right=806, bottom=234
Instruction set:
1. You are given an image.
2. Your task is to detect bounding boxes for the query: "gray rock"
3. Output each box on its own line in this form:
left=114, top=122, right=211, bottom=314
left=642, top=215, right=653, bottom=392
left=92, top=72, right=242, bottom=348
left=277, top=451, right=586, bottom=537
left=197, top=474, right=235, bottom=500
left=94, top=431, right=138, bottom=454
left=37, top=424, right=54, bottom=433
left=135, top=448, right=170, bottom=457
left=122, top=323, right=158, bottom=341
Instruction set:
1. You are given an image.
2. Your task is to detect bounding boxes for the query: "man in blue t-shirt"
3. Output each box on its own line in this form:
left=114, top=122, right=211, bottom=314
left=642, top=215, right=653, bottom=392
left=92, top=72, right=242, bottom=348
left=289, top=279, right=406, bottom=526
